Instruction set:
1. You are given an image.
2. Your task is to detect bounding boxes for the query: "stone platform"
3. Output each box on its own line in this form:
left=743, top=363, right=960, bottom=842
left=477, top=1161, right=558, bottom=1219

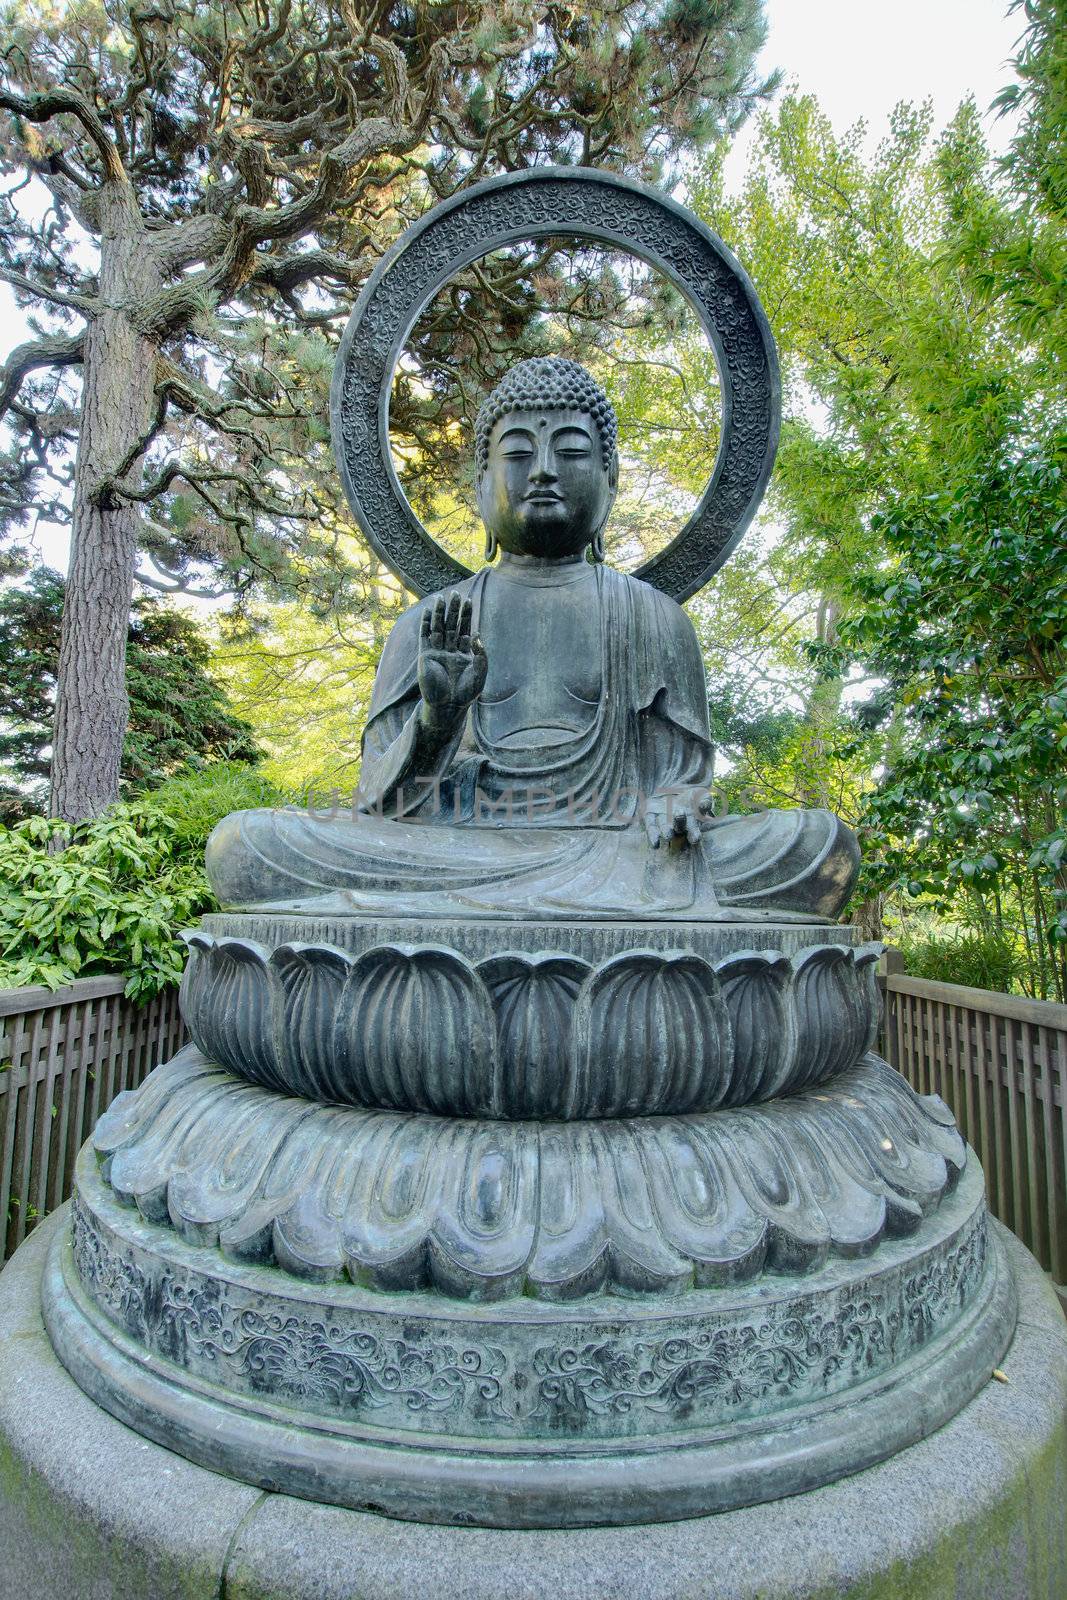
left=1, top=1208, right=1064, bottom=1598
left=200, top=912, right=865, bottom=964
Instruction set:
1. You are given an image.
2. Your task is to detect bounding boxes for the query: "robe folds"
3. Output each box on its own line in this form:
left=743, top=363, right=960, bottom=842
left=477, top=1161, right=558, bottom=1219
left=206, top=566, right=860, bottom=922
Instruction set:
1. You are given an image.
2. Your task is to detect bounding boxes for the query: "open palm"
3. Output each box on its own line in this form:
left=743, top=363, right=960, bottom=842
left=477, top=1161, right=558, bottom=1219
left=418, top=591, right=488, bottom=725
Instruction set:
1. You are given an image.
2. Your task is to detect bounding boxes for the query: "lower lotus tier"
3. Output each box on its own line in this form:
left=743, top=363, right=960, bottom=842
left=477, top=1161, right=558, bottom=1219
left=93, top=1048, right=965, bottom=1298
left=44, top=1153, right=1016, bottom=1528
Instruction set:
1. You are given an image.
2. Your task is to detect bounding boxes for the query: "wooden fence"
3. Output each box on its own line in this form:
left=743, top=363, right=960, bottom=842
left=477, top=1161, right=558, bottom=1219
left=0, top=976, right=185, bottom=1264
left=880, top=956, right=1067, bottom=1290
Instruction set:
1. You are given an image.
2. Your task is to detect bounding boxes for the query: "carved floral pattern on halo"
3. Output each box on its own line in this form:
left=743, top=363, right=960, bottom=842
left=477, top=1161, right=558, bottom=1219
left=330, top=170, right=780, bottom=603
left=92, top=1048, right=966, bottom=1300
left=178, top=932, right=884, bottom=1120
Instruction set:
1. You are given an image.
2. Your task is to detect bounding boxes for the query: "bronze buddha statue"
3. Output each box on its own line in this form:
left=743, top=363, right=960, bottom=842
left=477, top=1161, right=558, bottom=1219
left=207, top=358, right=858, bottom=922
left=44, top=179, right=1017, bottom=1541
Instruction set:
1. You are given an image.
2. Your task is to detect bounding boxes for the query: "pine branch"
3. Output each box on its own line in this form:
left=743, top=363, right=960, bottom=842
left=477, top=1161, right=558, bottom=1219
left=135, top=545, right=232, bottom=599
left=154, top=354, right=303, bottom=430
left=0, top=83, right=126, bottom=185
left=248, top=245, right=366, bottom=293
left=147, top=213, right=229, bottom=273
left=0, top=264, right=98, bottom=314
left=0, top=331, right=84, bottom=420
left=240, top=114, right=413, bottom=248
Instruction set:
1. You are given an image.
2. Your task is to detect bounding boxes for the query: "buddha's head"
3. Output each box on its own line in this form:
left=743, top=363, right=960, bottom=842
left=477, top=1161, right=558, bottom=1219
left=474, top=357, right=619, bottom=562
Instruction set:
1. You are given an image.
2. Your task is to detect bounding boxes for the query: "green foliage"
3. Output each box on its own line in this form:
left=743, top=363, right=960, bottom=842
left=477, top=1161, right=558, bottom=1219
left=896, top=931, right=1023, bottom=995
left=995, top=0, right=1067, bottom=218
left=652, top=57, right=1067, bottom=986
left=0, top=763, right=288, bottom=997
left=836, top=441, right=1067, bottom=997
left=0, top=569, right=261, bottom=817
left=208, top=587, right=397, bottom=792
left=145, top=762, right=291, bottom=854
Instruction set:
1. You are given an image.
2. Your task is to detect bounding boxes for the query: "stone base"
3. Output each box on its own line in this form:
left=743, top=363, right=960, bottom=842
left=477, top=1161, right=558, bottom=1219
left=1, top=1210, right=1065, bottom=1598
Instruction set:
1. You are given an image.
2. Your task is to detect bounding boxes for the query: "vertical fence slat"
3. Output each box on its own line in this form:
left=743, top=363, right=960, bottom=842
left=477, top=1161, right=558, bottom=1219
left=0, top=1009, right=30, bottom=1259
left=1022, top=1021, right=1045, bottom=1265
left=31, top=1003, right=64, bottom=1231
left=1037, top=1023, right=1062, bottom=1283
left=952, top=1005, right=968, bottom=1147
left=11, top=1007, right=45, bottom=1255
left=86, top=992, right=114, bottom=1136
left=993, top=1012, right=1011, bottom=1233
left=50, top=1001, right=77, bottom=1218
left=966, top=1004, right=979, bottom=1184
left=975, top=1009, right=995, bottom=1217
left=890, top=983, right=905, bottom=1073
left=1004, top=1018, right=1022, bottom=1237
left=68, top=996, right=96, bottom=1190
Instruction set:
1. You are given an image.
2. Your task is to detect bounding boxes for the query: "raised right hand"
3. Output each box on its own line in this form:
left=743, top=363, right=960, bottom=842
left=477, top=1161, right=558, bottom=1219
left=417, top=591, right=488, bottom=730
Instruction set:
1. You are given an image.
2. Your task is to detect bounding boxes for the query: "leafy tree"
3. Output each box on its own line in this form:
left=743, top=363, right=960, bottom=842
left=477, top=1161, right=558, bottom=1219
left=591, top=18, right=1065, bottom=980
left=0, top=566, right=260, bottom=817
left=836, top=443, right=1067, bottom=999
left=996, top=0, right=1067, bottom=217
left=209, top=584, right=396, bottom=793
left=0, top=0, right=772, bottom=821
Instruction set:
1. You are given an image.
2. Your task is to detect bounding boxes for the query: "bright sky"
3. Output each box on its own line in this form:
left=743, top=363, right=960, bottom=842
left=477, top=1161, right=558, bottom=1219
left=724, top=0, right=1022, bottom=189
left=1, top=0, right=1027, bottom=575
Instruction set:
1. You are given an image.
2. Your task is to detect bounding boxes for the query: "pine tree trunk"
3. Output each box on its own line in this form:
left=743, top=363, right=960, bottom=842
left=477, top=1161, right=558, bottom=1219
left=49, top=184, right=160, bottom=822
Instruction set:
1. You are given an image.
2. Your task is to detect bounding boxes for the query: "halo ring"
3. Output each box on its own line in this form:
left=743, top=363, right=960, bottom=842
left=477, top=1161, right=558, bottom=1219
left=330, top=168, right=780, bottom=602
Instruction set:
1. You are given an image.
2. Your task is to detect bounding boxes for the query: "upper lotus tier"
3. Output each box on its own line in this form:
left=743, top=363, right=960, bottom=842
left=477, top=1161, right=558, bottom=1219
left=180, top=928, right=882, bottom=1121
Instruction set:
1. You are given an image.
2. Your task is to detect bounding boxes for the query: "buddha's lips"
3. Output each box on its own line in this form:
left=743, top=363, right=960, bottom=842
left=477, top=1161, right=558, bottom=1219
left=524, top=491, right=564, bottom=504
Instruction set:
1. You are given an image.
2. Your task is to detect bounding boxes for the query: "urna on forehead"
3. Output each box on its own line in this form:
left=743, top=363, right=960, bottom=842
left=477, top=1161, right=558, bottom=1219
left=474, top=356, right=618, bottom=475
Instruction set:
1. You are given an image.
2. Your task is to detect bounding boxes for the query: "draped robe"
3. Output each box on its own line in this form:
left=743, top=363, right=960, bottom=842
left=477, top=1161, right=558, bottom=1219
left=206, top=565, right=859, bottom=922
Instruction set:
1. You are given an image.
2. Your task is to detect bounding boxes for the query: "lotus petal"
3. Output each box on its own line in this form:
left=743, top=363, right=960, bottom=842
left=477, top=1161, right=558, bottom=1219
left=477, top=953, right=589, bottom=1117
left=716, top=950, right=796, bottom=1103
left=571, top=950, right=729, bottom=1117
left=331, top=944, right=499, bottom=1116
left=270, top=942, right=353, bottom=1102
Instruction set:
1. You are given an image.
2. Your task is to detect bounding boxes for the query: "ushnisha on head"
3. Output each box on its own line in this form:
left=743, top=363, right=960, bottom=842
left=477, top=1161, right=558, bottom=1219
left=474, top=357, right=619, bottom=563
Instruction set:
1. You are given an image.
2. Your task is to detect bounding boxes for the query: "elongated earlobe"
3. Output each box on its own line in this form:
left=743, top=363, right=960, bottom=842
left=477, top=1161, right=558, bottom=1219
left=591, top=450, right=618, bottom=562
left=484, top=526, right=498, bottom=562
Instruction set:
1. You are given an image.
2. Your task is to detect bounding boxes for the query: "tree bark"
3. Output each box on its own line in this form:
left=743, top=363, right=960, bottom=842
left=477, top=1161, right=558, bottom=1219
left=797, top=594, right=842, bottom=812
left=850, top=891, right=886, bottom=941
left=49, top=182, right=160, bottom=822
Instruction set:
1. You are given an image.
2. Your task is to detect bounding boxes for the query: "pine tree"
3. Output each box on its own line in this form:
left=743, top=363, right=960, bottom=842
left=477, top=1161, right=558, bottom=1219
left=0, top=567, right=260, bottom=819
left=0, top=0, right=771, bottom=820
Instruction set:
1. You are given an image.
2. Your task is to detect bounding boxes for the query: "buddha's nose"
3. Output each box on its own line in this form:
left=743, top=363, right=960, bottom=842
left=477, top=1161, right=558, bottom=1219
left=530, top=444, right=558, bottom=482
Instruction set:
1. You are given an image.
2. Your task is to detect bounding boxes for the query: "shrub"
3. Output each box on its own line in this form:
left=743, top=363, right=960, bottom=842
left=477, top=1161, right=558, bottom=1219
left=897, top=931, right=1021, bottom=995
left=0, top=762, right=289, bottom=998
left=145, top=761, right=288, bottom=850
